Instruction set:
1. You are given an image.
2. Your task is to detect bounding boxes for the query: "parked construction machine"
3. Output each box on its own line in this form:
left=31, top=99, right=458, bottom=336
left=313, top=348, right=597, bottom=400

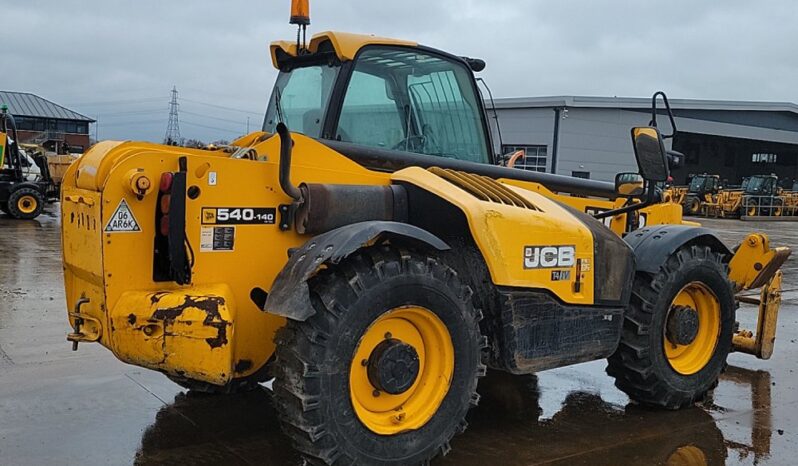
left=700, top=174, right=788, bottom=218
left=682, top=173, right=722, bottom=215
left=60, top=4, right=791, bottom=464
left=0, top=105, right=58, bottom=219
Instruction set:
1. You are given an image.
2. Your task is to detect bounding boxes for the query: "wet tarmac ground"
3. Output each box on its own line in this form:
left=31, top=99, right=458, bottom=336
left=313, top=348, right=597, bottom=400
left=1, top=208, right=796, bottom=465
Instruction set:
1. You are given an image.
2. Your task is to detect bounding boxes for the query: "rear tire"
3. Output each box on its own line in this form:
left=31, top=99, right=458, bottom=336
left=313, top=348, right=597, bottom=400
left=685, top=197, right=701, bottom=215
left=8, top=187, right=44, bottom=219
left=272, top=246, right=485, bottom=465
left=607, top=245, right=735, bottom=409
left=772, top=199, right=783, bottom=217
left=744, top=198, right=758, bottom=217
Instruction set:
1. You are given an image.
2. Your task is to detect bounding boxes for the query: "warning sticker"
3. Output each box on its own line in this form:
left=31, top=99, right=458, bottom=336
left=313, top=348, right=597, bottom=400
left=200, top=226, right=235, bottom=252
left=104, top=199, right=141, bottom=232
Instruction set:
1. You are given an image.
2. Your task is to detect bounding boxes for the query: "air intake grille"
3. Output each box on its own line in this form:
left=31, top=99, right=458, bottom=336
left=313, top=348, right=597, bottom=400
left=428, top=167, right=540, bottom=210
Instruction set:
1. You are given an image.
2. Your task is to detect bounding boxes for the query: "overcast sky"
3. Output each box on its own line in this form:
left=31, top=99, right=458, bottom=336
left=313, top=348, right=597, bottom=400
left=5, top=0, right=796, bottom=142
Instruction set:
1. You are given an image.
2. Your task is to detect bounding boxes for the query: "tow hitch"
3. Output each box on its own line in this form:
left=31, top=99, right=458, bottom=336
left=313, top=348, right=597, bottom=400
left=67, top=297, right=102, bottom=350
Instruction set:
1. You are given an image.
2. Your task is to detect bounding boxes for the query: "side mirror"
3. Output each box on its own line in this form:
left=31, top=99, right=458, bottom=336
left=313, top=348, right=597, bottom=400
left=615, top=172, right=645, bottom=197
left=631, top=127, right=669, bottom=182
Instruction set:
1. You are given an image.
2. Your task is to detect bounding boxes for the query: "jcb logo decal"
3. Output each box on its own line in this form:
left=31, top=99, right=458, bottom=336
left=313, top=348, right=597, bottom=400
left=524, top=245, right=576, bottom=269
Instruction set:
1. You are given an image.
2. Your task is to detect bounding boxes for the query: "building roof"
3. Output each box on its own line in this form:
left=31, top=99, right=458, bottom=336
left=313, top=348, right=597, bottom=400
left=493, top=95, right=798, bottom=115
left=0, top=91, right=95, bottom=122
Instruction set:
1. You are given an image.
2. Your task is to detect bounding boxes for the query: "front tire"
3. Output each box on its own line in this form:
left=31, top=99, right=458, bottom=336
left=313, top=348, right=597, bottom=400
left=8, top=187, right=44, bottom=219
left=273, top=246, right=485, bottom=465
left=607, top=245, right=735, bottom=409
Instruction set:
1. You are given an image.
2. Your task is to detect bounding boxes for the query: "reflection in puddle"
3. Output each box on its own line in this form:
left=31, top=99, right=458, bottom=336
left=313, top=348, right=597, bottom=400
left=717, top=366, right=772, bottom=464
left=135, top=388, right=299, bottom=465
left=134, top=366, right=772, bottom=465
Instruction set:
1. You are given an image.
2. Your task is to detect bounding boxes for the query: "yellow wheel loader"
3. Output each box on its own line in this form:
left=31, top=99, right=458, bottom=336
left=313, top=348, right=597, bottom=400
left=61, top=5, right=790, bottom=464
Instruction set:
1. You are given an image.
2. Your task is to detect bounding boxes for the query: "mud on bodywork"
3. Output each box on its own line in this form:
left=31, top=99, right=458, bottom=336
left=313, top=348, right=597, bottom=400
left=151, top=294, right=229, bottom=349
left=108, top=285, right=237, bottom=385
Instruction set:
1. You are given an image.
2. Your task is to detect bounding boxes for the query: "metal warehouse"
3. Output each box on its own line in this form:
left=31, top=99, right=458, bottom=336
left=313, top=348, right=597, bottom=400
left=492, top=96, right=798, bottom=185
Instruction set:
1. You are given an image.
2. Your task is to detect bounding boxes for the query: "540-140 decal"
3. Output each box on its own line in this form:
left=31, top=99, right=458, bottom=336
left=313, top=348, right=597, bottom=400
left=202, top=207, right=276, bottom=225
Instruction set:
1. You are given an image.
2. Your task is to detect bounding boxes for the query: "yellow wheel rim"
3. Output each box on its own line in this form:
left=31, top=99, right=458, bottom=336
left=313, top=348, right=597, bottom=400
left=666, top=445, right=707, bottom=465
left=17, top=195, right=38, bottom=214
left=689, top=199, right=700, bottom=213
left=349, top=306, right=454, bottom=435
left=664, top=282, right=721, bottom=375
left=746, top=203, right=757, bottom=216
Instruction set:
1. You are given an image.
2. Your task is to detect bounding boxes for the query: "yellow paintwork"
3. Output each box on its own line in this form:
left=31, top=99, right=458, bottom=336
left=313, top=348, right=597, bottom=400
left=393, top=167, right=595, bottom=305
left=349, top=306, right=453, bottom=435
left=61, top=123, right=702, bottom=385
left=270, top=31, right=417, bottom=68
left=665, top=282, right=721, bottom=375
left=728, top=233, right=791, bottom=291
left=733, top=271, right=782, bottom=359
left=17, top=194, right=38, bottom=214
left=0, top=132, right=6, bottom=167
left=61, top=133, right=390, bottom=384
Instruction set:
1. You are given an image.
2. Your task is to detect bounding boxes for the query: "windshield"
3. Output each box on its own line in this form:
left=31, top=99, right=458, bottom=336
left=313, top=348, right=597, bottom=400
left=688, top=176, right=705, bottom=192
left=336, top=47, right=489, bottom=163
left=263, top=64, right=339, bottom=137
left=745, top=177, right=766, bottom=193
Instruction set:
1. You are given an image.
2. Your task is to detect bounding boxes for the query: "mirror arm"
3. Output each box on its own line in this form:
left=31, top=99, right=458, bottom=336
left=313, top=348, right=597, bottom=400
left=593, top=180, right=657, bottom=220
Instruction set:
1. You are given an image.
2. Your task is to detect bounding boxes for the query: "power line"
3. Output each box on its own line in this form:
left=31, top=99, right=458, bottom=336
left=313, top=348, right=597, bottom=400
left=182, top=119, right=243, bottom=134
left=100, top=108, right=165, bottom=118
left=181, top=109, right=249, bottom=125
left=65, top=97, right=167, bottom=106
left=180, top=97, right=262, bottom=116
left=99, top=119, right=167, bottom=128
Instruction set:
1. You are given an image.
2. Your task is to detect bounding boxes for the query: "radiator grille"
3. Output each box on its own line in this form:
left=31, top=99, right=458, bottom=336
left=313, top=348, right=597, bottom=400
left=428, top=167, right=540, bottom=210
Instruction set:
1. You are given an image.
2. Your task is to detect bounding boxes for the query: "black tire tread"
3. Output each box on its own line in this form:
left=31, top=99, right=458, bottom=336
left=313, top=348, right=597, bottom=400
left=8, top=187, right=44, bottom=219
left=607, top=245, right=733, bottom=410
left=272, top=245, right=486, bottom=465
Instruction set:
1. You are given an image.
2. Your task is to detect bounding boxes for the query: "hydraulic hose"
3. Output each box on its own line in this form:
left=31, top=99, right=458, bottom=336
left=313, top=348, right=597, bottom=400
left=276, top=122, right=302, bottom=202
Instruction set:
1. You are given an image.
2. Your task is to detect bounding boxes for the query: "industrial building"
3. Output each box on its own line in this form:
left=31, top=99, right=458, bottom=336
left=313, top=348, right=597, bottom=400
left=492, top=96, right=798, bottom=185
left=0, top=91, right=94, bottom=153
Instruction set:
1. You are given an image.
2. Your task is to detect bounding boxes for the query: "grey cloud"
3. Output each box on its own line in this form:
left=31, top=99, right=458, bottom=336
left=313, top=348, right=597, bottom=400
left=4, top=1, right=795, bottom=142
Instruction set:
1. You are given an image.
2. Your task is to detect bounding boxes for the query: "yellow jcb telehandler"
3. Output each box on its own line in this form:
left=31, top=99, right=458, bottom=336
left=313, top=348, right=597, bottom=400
left=61, top=3, right=790, bottom=464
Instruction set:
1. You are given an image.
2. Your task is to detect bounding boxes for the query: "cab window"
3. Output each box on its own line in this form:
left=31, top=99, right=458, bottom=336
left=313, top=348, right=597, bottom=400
left=335, top=47, right=489, bottom=164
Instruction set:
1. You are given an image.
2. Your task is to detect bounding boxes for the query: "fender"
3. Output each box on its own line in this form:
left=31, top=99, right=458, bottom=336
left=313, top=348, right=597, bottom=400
left=263, top=221, right=449, bottom=320
left=625, top=225, right=732, bottom=274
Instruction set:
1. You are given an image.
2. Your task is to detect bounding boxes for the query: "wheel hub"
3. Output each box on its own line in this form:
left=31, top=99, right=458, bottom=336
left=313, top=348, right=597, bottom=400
left=666, top=305, right=700, bottom=346
left=367, top=338, right=420, bottom=395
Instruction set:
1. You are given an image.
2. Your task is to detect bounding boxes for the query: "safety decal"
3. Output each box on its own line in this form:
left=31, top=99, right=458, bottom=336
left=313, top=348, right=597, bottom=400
left=104, top=199, right=141, bottom=232
left=200, top=226, right=235, bottom=252
left=201, top=207, right=276, bottom=225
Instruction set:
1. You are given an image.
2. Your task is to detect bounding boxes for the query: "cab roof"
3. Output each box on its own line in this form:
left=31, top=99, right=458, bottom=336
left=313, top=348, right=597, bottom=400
left=269, top=31, right=417, bottom=69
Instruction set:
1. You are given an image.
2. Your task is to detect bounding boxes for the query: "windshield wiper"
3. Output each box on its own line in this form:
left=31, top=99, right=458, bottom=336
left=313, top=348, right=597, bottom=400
left=274, top=87, right=286, bottom=125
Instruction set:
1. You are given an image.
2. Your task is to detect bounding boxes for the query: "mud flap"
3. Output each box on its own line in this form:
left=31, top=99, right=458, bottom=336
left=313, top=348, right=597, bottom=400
left=108, top=284, right=236, bottom=385
left=263, top=221, right=449, bottom=321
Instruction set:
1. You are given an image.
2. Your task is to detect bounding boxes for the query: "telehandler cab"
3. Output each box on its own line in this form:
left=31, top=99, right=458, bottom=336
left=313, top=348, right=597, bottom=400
left=61, top=3, right=790, bottom=464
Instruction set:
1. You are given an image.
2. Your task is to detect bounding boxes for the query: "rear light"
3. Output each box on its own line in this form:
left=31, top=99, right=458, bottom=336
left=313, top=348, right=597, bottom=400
left=160, top=215, right=170, bottom=236
left=160, top=194, right=171, bottom=215
left=159, top=172, right=174, bottom=193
